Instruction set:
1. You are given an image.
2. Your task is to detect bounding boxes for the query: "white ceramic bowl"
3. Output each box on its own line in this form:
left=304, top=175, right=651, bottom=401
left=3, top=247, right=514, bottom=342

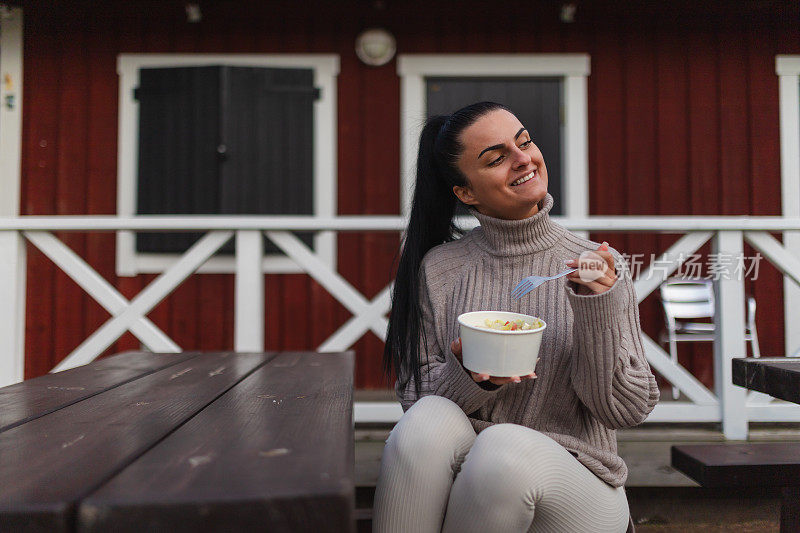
left=457, top=311, right=546, bottom=377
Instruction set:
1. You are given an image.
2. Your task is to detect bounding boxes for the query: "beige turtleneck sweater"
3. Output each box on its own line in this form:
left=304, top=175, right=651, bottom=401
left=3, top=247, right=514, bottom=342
left=396, top=194, right=660, bottom=488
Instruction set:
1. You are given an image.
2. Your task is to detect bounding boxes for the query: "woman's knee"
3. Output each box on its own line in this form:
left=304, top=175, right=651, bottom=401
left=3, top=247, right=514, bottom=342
left=385, top=395, right=475, bottom=468
left=460, top=424, right=566, bottom=495
left=474, top=424, right=564, bottom=464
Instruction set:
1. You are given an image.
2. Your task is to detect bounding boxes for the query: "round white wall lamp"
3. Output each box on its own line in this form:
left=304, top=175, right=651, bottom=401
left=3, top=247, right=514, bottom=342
left=355, top=28, right=396, bottom=66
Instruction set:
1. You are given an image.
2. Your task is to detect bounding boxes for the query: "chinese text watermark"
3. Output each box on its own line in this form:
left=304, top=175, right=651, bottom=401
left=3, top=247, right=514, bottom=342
left=612, top=252, right=763, bottom=281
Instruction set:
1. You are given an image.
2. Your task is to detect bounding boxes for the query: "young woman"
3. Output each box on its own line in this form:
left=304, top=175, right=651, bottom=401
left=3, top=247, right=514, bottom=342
left=374, top=102, right=659, bottom=532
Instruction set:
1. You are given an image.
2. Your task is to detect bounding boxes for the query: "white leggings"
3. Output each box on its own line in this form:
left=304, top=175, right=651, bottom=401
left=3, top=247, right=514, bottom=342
left=373, top=395, right=630, bottom=533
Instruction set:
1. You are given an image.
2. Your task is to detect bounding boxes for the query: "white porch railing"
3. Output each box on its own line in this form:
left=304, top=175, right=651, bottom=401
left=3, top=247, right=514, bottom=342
left=2, top=215, right=800, bottom=439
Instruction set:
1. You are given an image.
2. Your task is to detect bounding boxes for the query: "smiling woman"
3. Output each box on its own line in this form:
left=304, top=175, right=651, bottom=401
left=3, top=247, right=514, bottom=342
left=452, top=109, right=549, bottom=221
left=376, top=102, right=658, bottom=533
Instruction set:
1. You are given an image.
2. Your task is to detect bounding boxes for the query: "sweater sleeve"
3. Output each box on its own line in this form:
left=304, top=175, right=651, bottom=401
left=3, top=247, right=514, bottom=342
left=396, top=264, right=504, bottom=415
left=566, top=260, right=660, bottom=429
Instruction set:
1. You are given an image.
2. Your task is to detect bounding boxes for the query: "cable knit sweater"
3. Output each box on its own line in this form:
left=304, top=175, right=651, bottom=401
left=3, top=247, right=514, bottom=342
left=396, top=194, right=660, bottom=488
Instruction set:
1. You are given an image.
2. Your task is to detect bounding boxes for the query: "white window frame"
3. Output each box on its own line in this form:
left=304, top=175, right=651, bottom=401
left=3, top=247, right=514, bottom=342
left=397, top=54, right=590, bottom=220
left=116, top=54, right=339, bottom=276
left=777, top=55, right=800, bottom=355
left=0, top=6, right=26, bottom=386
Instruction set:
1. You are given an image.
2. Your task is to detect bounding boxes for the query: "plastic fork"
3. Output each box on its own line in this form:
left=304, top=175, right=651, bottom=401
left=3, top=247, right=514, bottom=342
left=511, top=268, right=577, bottom=299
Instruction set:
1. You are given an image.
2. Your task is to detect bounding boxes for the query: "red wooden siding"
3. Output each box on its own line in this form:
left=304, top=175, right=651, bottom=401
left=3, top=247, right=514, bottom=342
left=20, top=2, right=800, bottom=389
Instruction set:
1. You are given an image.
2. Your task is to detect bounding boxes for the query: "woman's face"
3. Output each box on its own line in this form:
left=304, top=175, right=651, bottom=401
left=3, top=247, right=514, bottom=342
left=453, top=109, right=549, bottom=220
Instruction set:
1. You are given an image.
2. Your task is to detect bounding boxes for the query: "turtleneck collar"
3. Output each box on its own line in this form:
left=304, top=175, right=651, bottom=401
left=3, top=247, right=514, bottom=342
left=468, top=194, right=565, bottom=256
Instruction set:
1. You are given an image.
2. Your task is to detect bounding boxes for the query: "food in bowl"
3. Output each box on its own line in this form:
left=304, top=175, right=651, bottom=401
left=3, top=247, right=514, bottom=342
left=479, top=318, right=544, bottom=331
left=457, top=311, right=546, bottom=377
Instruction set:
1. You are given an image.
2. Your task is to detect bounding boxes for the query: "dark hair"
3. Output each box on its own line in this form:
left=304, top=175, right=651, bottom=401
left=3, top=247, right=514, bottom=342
left=384, top=101, right=509, bottom=392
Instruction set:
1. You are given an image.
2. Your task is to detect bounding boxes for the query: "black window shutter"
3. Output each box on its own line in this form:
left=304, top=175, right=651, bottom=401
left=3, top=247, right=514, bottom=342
left=135, top=67, right=221, bottom=253
left=219, top=67, right=316, bottom=252
left=135, top=65, right=316, bottom=255
left=426, top=78, right=563, bottom=215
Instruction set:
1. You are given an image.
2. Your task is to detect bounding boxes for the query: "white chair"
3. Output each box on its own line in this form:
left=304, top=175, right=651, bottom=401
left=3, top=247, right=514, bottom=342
left=659, top=278, right=760, bottom=399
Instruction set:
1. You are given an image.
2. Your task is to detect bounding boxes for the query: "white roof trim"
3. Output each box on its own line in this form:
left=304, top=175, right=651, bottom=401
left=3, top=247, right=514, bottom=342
left=398, top=54, right=590, bottom=77
left=118, top=54, right=340, bottom=77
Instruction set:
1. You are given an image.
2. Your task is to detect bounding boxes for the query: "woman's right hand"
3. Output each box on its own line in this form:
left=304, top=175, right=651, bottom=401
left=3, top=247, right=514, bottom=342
left=450, top=338, right=536, bottom=386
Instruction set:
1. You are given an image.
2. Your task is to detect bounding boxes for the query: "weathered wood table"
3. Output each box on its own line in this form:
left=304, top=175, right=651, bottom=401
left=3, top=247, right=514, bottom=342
left=0, top=350, right=355, bottom=532
left=672, top=357, right=800, bottom=533
left=732, top=357, right=800, bottom=404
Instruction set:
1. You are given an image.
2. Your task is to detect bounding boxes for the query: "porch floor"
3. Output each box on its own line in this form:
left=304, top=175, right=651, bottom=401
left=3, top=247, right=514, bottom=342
left=354, top=390, right=800, bottom=532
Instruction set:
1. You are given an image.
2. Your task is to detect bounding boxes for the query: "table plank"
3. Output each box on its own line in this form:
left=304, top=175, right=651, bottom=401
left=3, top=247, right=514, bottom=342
left=732, top=357, right=800, bottom=404
left=672, top=443, right=800, bottom=487
left=0, top=351, right=200, bottom=433
left=79, top=351, right=355, bottom=533
left=0, top=352, right=274, bottom=532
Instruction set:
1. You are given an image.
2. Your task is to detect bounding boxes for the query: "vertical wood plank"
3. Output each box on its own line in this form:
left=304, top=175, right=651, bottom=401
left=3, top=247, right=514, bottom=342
left=624, top=24, right=658, bottom=213
left=624, top=17, right=663, bottom=385
left=718, top=24, right=751, bottom=216
left=655, top=28, right=689, bottom=217
left=52, top=25, right=91, bottom=369
left=441, top=3, right=464, bottom=53
left=590, top=22, right=627, bottom=240
left=193, top=281, right=213, bottom=353
left=112, top=2, right=145, bottom=354
left=355, top=0, right=393, bottom=386
left=171, top=6, right=200, bottom=54
left=281, top=274, right=310, bottom=351
left=197, top=275, right=227, bottom=351
left=264, top=274, right=283, bottom=350
left=85, top=21, right=119, bottom=360
left=562, top=12, right=592, bottom=55
left=686, top=27, right=722, bottom=385
left=335, top=8, right=364, bottom=381
left=747, top=23, right=783, bottom=360
left=654, top=25, right=696, bottom=388
left=23, top=18, right=59, bottom=377
left=718, top=21, right=752, bottom=377
left=396, top=1, right=436, bottom=53
left=360, top=44, right=400, bottom=386
left=221, top=273, right=235, bottom=350
left=746, top=25, right=781, bottom=218
left=169, top=276, right=199, bottom=350
left=306, top=10, right=341, bottom=355
left=591, top=16, right=632, bottom=316
left=688, top=29, right=721, bottom=216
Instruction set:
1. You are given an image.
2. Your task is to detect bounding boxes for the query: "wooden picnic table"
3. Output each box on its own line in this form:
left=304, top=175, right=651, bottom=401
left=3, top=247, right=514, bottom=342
left=0, top=350, right=355, bottom=532
left=732, top=357, right=800, bottom=404
left=672, top=357, right=800, bottom=533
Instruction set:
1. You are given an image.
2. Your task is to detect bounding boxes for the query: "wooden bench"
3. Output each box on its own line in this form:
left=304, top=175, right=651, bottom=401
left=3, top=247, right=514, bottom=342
left=0, top=350, right=354, bottom=532
left=672, top=443, right=800, bottom=533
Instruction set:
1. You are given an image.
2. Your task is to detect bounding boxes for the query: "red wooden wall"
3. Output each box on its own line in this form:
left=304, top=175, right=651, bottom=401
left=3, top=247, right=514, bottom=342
left=20, top=1, right=800, bottom=389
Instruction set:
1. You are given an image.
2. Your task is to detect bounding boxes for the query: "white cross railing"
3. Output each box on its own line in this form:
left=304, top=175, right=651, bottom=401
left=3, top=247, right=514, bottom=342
left=2, top=215, right=800, bottom=438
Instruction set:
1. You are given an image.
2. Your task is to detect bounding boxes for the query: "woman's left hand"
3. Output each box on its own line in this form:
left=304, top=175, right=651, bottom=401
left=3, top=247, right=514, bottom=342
left=565, top=242, right=617, bottom=295
left=451, top=338, right=536, bottom=385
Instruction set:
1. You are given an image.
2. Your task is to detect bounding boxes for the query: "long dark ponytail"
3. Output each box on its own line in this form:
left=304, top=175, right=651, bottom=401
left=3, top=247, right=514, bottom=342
left=384, top=101, right=509, bottom=392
